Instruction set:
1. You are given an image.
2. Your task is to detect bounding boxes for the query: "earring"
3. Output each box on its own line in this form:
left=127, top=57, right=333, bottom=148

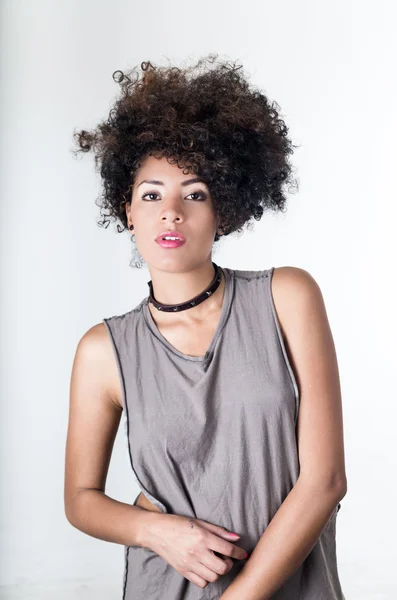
left=129, top=224, right=134, bottom=231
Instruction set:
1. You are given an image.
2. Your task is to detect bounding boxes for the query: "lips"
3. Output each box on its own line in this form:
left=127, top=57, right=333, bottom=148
left=155, top=230, right=186, bottom=242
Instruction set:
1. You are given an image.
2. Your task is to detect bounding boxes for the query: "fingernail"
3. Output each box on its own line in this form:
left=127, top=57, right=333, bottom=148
left=244, top=551, right=249, bottom=558
left=228, top=532, right=240, bottom=538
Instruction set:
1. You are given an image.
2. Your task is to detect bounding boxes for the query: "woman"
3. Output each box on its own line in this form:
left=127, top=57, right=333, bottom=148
left=65, top=55, right=347, bottom=599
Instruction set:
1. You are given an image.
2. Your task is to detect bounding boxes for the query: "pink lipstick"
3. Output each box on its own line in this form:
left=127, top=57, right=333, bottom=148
left=155, top=230, right=186, bottom=249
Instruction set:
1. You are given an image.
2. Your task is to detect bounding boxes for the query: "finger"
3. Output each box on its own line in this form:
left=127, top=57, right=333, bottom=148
left=196, top=519, right=241, bottom=540
left=217, top=555, right=234, bottom=570
left=209, top=536, right=248, bottom=561
left=184, top=570, right=209, bottom=589
left=193, top=561, right=222, bottom=584
left=200, top=551, right=233, bottom=576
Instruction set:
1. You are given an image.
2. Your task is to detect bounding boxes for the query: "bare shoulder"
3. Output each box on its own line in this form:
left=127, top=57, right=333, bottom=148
left=271, top=265, right=322, bottom=295
left=74, top=322, right=123, bottom=410
left=270, top=266, right=326, bottom=336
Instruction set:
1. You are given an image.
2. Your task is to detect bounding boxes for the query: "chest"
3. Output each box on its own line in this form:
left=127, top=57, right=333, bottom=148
left=147, top=308, right=223, bottom=358
left=127, top=312, right=296, bottom=461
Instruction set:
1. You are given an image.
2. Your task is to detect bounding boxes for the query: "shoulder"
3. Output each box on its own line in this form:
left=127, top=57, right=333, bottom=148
left=269, top=266, right=327, bottom=336
left=77, top=321, right=112, bottom=357
left=231, top=265, right=323, bottom=309
left=73, top=322, right=123, bottom=410
left=270, top=266, right=322, bottom=299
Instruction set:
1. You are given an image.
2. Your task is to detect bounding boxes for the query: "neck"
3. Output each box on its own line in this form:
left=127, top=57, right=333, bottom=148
left=147, top=262, right=225, bottom=320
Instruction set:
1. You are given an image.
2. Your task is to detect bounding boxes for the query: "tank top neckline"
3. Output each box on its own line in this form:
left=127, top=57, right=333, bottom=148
left=141, top=266, right=235, bottom=362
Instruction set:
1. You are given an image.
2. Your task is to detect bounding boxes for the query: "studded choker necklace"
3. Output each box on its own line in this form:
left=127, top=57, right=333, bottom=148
left=147, top=262, right=223, bottom=312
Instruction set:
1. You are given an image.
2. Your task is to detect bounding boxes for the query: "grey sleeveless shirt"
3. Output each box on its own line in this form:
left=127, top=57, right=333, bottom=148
left=103, top=266, right=345, bottom=600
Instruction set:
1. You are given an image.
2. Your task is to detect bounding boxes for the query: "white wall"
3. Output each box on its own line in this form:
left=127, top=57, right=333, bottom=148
left=1, top=0, right=396, bottom=598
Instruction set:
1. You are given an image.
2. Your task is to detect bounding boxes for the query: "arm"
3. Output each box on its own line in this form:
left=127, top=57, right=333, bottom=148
left=219, top=266, right=347, bottom=600
left=64, top=322, right=161, bottom=547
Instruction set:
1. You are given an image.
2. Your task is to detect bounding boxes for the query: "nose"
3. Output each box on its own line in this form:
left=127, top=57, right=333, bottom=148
left=160, top=197, right=185, bottom=224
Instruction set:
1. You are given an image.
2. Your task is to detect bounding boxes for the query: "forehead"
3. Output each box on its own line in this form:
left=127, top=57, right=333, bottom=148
left=136, top=154, right=200, bottom=183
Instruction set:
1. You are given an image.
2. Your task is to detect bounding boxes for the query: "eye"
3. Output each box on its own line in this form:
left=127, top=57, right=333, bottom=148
left=141, top=192, right=159, bottom=201
left=141, top=191, right=207, bottom=201
left=188, top=191, right=207, bottom=201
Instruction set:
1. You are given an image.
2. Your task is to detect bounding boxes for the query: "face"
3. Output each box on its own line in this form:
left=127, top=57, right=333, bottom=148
left=126, top=154, right=222, bottom=273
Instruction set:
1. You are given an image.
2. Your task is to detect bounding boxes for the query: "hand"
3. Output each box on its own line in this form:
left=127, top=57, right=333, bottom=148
left=146, top=513, right=248, bottom=589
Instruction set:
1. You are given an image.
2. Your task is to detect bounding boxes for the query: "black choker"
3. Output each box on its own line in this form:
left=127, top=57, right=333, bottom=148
left=147, top=262, right=223, bottom=312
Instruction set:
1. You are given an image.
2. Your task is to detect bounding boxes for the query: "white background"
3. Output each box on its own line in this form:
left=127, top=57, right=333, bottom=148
left=1, top=0, right=396, bottom=598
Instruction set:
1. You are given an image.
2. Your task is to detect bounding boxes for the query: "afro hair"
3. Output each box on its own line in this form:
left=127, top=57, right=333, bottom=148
left=72, top=53, right=299, bottom=266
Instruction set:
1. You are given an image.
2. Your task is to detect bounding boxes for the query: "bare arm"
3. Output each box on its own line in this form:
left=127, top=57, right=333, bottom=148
left=64, top=322, right=161, bottom=548
left=219, top=266, right=347, bottom=600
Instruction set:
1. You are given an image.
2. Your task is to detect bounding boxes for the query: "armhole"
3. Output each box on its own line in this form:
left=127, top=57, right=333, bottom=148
left=266, top=267, right=300, bottom=426
left=102, top=318, right=129, bottom=454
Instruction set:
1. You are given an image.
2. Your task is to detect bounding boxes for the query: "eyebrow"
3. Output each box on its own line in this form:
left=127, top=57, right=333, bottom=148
left=137, top=177, right=207, bottom=188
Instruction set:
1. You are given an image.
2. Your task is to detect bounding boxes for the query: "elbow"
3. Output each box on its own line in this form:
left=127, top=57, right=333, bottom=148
left=329, top=470, right=348, bottom=499
left=64, top=487, right=102, bottom=529
left=300, top=472, right=348, bottom=501
left=327, top=475, right=348, bottom=503
left=64, top=488, right=85, bottom=528
left=64, top=499, right=79, bottom=528
left=337, top=477, right=348, bottom=500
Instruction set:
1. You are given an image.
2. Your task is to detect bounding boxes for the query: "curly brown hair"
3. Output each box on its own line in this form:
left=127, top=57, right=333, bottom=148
left=71, top=53, right=299, bottom=266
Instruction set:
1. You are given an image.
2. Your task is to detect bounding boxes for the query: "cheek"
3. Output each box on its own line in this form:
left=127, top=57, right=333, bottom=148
left=191, top=207, right=217, bottom=231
